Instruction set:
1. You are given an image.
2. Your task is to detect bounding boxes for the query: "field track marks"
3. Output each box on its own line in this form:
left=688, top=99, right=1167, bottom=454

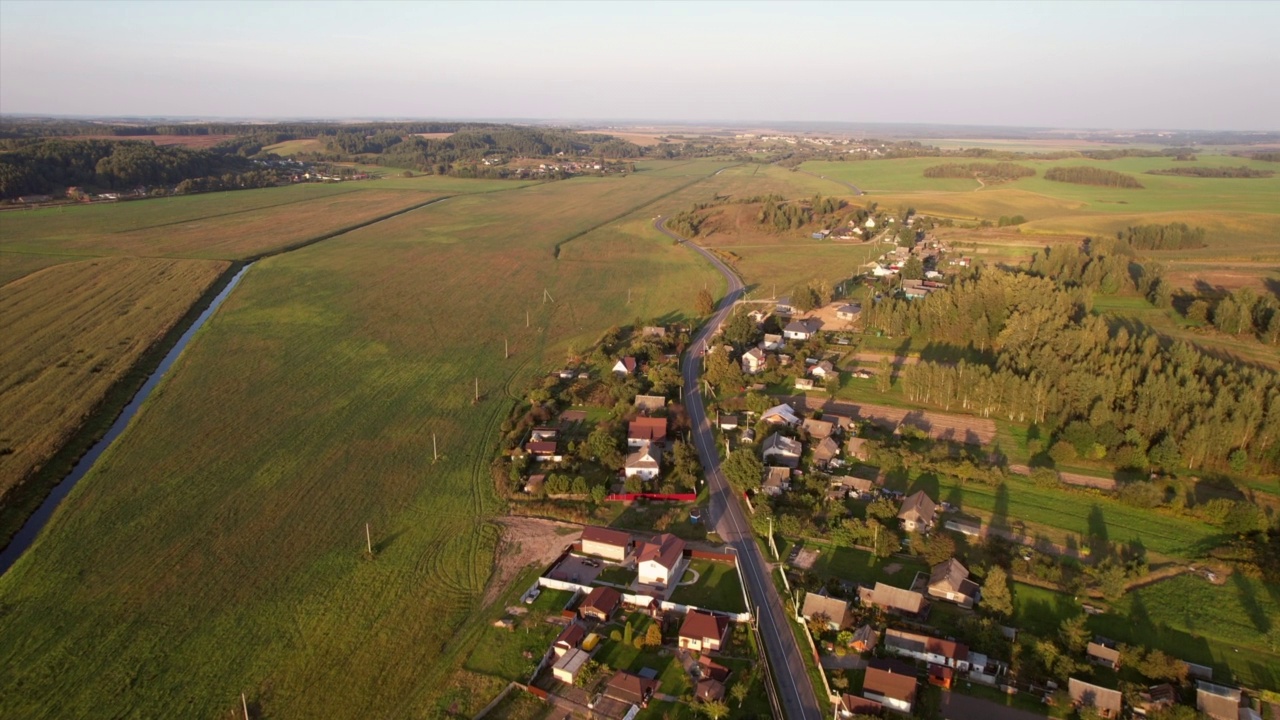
left=552, top=165, right=739, bottom=259
left=109, top=188, right=364, bottom=233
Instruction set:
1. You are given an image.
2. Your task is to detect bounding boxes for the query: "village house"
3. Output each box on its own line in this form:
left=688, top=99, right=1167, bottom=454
left=836, top=303, right=861, bottom=321
left=774, top=297, right=794, bottom=316
left=624, top=443, right=662, bottom=481
left=637, top=533, right=685, bottom=587
left=813, top=437, right=841, bottom=468
left=830, top=475, right=874, bottom=498
left=605, top=671, right=661, bottom=708
left=884, top=629, right=970, bottom=671
left=580, top=526, right=633, bottom=562
left=783, top=318, right=820, bottom=341
left=845, top=436, right=871, bottom=462
left=802, top=418, right=834, bottom=440
left=612, top=356, right=637, bottom=375
left=717, top=413, right=740, bottom=430
left=634, top=394, right=666, bottom=413
left=862, top=664, right=917, bottom=714
left=628, top=417, right=668, bottom=449
left=762, top=466, right=791, bottom=496
left=762, top=433, right=803, bottom=468
left=695, top=655, right=731, bottom=702
left=748, top=308, right=770, bottom=324
left=898, top=490, right=937, bottom=532
left=850, top=624, right=879, bottom=653
left=761, top=403, right=801, bottom=426
left=579, top=586, right=623, bottom=621
left=553, top=623, right=586, bottom=657
left=1135, top=684, right=1178, bottom=717
left=760, top=333, right=783, bottom=350
left=810, top=360, right=836, bottom=379
left=1197, top=681, right=1243, bottom=720
left=1069, top=678, right=1124, bottom=719
left=552, top=647, right=591, bottom=684
left=1087, top=640, right=1122, bottom=670
left=678, top=610, right=729, bottom=653
left=800, top=592, right=853, bottom=631
left=870, top=262, right=898, bottom=278
left=741, top=347, right=768, bottom=374
left=795, top=378, right=815, bottom=391
left=859, top=582, right=929, bottom=618
left=530, top=427, right=558, bottom=442
left=524, top=441, right=559, bottom=460
left=926, top=559, right=981, bottom=608
left=838, top=694, right=884, bottom=718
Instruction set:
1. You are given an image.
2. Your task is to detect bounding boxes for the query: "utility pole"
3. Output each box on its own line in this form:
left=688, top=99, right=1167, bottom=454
left=627, top=288, right=631, bottom=305
left=504, top=337, right=509, bottom=359
left=526, top=309, right=530, bottom=328
left=242, top=693, right=249, bottom=720
left=433, top=433, right=438, bottom=462
left=474, top=377, right=479, bottom=402
left=365, top=523, right=372, bottom=555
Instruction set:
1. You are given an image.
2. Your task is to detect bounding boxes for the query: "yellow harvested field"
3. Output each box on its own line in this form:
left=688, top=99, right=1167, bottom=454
left=0, top=189, right=442, bottom=260
left=0, top=256, right=229, bottom=499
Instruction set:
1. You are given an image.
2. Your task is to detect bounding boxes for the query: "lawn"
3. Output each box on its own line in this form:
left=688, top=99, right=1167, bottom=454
left=0, top=171, right=729, bottom=718
left=804, top=543, right=928, bottom=587
left=597, top=565, right=637, bottom=587
left=594, top=639, right=691, bottom=696
left=669, top=558, right=747, bottom=613
left=0, top=256, right=229, bottom=525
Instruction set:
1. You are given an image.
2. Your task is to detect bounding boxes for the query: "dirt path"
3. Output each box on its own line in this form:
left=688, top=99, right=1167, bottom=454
left=783, top=395, right=998, bottom=445
left=973, top=174, right=985, bottom=192
left=482, top=516, right=580, bottom=606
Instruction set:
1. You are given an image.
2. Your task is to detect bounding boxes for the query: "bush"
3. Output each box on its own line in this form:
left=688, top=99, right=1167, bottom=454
left=1049, top=440, right=1077, bottom=464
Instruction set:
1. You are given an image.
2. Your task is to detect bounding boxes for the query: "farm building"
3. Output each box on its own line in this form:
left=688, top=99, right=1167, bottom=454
left=579, top=586, right=622, bottom=621
left=800, top=592, right=853, bottom=631
left=884, top=629, right=970, bottom=670
left=1087, top=640, right=1121, bottom=670
left=580, top=526, right=633, bottom=562
left=605, top=671, right=661, bottom=708
left=1069, top=678, right=1123, bottom=719
left=762, top=466, right=791, bottom=496
left=553, top=647, right=591, bottom=684
left=926, top=559, right=980, bottom=608
left=862, top=665, right=917, bottom=714
left=760, top=333, right=783, bottom=350
left=898, top=490, right=937, bottom=532
left=762, top=433, right=802, bottom=468
left=1196, top=681, right=1243, bottom=720
left=859, top=582, right=928, bottom=618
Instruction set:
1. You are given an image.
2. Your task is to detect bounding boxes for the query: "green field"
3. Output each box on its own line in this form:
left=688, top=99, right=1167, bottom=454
left=804, top=543, right=928, bottom=587
left=669, top=558, right=747, bottom=613
left=0, top=168, right=730, bottom=718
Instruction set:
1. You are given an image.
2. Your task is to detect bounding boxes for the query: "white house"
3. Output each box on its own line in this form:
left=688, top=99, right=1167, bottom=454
left=864, top=217, right=877, bottom=229
left=625, top=443, right=661, bottom=480
left=761, top=403, right=801, bottom=425
left=637, top=533, right=685, bottom=587
left=741, top=347, right=768, bottom=374
left=870, top=263, right=897, bottom=278
left=612, top=356, right=637, bottom=375
left=553, top=648, right=591, bottom=684
left=762, top=432, right=802, bottom=468
left=862, top=666, right=916, bottom=714
left=783, top=319, right=819, bottom=341
left=760, top=333, right=783, bottom=351
left=810, top=360, right=836, bottom=379
left=884, top=629, right=970, bottom=671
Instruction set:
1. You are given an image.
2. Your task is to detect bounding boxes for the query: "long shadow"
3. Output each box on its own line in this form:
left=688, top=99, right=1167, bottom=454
left=907, top=472, right=940, bottom=500
left=1086, top=505, right=1110, bottom=558
left=1230, top=572, right=1272, bottom=635
left=1265, top=277, right=1280, bottom=302
left=990, top=482, right=1010, bottom=532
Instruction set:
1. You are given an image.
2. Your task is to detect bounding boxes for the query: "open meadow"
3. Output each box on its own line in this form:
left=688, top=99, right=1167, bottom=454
left=0, top=167, right=730, bottom=719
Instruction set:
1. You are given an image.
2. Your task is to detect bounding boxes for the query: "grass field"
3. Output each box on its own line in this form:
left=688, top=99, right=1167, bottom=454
left=804, top=543, right=928, bottom=587
left=0, top=169, right=729, bottom=718
left=669, top=559, right=747, bottom=613
left=0, top=256, right=229, bottom=501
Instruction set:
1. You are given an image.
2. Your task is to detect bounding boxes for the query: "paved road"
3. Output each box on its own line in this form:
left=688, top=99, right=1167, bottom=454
left=656, top=216, right=824, bottom=720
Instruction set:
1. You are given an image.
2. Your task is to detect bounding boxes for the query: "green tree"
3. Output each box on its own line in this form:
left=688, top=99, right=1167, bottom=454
left=587, top=423, right=623, bottom=469
left=696, top=288, right=716, bottom=315
left=876, top=357, right=892, bottom=393
left=900, top=256, right=924, bottom=280
left=721, top=449, right=763, bottom=492
left=1058, top=614, right=1089, bottom=654
left=921, top=533, right=956, bottom=566
left=729, top=681, right=750, bottom=708
left=644, top=622, right=663, bottom=648
left=982, top=565, right=1014, bottom=617
left=723, top=310, right=758, bottom=347
left=698, top=700, right=730, bottom=720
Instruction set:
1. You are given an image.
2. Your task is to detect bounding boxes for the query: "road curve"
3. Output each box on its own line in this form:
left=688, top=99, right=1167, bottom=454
left=656, top=216, right=825, bottom=720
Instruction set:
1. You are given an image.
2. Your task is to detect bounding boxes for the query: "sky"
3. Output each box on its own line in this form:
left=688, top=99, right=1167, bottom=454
left=2, top=0, right=1278, bottom=131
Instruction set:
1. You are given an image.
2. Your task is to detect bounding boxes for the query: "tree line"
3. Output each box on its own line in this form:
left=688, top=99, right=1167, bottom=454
left=1147, top=165, right=1274, bottom=178
left=1043, top=166, right=1144, bottom=188
left=0, top=138, right=266, bottom=198
left=922, top=162, right=1035, bottom=182
left=860, top=265, right=1280, bottom=473
left=1118, top=222, right=1206, bottom=250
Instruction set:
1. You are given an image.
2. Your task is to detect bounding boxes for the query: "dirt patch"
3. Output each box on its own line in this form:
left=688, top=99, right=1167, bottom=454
left=787, top=396, right=998, bottom=445
left=414, top=132, right=454, bottom=140
left=483, top=516, right=580, bottom=606
left=794, top=548, right=820, bottom=570
left=1165, top=265, right=1279, bottom=294
left=882, top=563, right=902, bottom=576
left=799, top=302, right=858, bottom=331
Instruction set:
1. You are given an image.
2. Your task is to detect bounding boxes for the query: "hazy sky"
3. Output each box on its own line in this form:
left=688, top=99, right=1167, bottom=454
left=2, top=0, right=1277, bottom=130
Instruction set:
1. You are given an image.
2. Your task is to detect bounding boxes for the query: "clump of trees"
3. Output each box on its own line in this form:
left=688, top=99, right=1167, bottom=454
left=922, top=162, right=1035, bottom=182
left=1147, top=165, right=1274, bottom=178
left=1044, top=166, right=1144, bottom=188
left=1119, top=222, right=1206, bottom=250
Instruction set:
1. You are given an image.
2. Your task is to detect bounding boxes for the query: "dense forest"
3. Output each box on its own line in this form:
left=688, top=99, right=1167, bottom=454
left=367, top=127, right=642, bottom=175
left=0, top=138, right=269, bottom=198
left=860, top=261, right=1280, bottom=473
left=922, top=162, right=1035, bottom=182
left=1044, top=166, right=1144, bottom=188
left=1118, top=223, right=1207, bottom=250
left=1252, top=152, right=1280, bottom=162
left=1147, top=165, right=1275, bottom=178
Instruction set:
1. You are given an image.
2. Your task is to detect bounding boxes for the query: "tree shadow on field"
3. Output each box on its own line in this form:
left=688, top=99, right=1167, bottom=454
left=1264, top=277, right=1280, bottom=302
left=908, top=472, right=940, bottom=500
left=1086, top=505, right=1109, bottom=558
left=1231, top=572, right=1272, bottom=635
left=990, top=482, right=1010, bottom=532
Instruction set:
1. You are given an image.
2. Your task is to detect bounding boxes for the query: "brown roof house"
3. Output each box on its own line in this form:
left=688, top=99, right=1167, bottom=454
left=846, top=436, right=871, bottom=462
left=678, top=610, right=729, bottom=653
left=926, top=559, right=980, bottom=609
left=580, top=526, right=633, bottom=563
left=624, top=443, right=662, bottom=481
left=1197, top=681, right=1243, bottom=720
left=898, top=490, right=937, bottom=532
left=605, top=671, right=660, bottom=708
left=762, top=466, right=792, bottom=496
left=800, top=592, right=854, bottom=631
left=637, top=533, right=685, bottom=587
left=802, top=417, right=835, bottom=440
left=1069, top=678, right=1124, bottom=719
left=696, top=655, right=732, bottom=702
left=612, top=356, right=638, bottom=375
left=628, top=417, right=668, bottom=448
left=838, top=694, right=884, bottom=718
left=862, top=665, right=918, bottom=714
left=884, top=629, right=970, bottom=671
left=813, top=436, right=841, bottom=468
left=1087, top=640, right=1121, bottom=670
left=553, top=623, right=586, bottom=656
left=859, top=582, right=929, bottom=618
left=579, top=586, right=623, bottom=621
